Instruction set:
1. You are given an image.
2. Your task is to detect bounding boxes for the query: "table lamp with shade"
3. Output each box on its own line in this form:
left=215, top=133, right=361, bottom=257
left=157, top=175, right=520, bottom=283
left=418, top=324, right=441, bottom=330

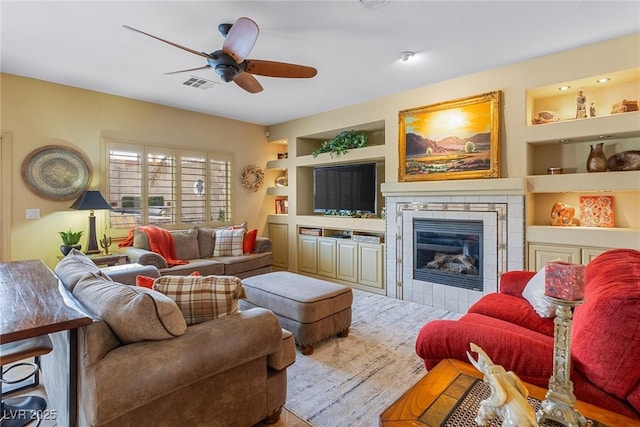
left=70, top=190, right=112, bottom=254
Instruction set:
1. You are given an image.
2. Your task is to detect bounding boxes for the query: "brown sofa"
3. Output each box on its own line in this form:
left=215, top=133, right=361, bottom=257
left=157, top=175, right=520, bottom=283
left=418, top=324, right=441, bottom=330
left=43, top=250, right=295, bottom=427
left=119, top=225, right=273, bottom=278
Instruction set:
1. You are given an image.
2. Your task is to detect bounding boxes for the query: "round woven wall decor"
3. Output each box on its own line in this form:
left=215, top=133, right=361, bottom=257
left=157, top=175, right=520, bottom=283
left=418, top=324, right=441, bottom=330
left=241, top=164, right=265, bottom=192
left=21, top=144, right=92, bottom=201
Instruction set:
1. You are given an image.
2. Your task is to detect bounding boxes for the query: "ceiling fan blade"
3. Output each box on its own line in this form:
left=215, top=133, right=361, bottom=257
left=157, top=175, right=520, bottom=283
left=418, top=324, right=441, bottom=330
left=245, top=59, right=317, bottom=78
left=123, top=25, right=212, bottom=59
left=233, top=72, right=263, bottom=93
left=222, top=17, right=259, bottom=63
left=164, top=65, right=212, bottom=75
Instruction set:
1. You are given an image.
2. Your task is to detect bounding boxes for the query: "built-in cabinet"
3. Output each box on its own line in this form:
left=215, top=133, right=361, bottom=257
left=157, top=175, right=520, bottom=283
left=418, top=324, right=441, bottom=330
left=296, top=228, right=385, bottom=294
left=524, top=67, right=640, bottom=264
left=267, top=119, right=388, bottom=294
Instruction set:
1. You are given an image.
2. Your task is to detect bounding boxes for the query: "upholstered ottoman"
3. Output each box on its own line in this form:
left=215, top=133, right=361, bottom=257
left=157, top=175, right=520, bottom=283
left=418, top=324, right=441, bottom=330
left=240, top=271, right=352, bottom=355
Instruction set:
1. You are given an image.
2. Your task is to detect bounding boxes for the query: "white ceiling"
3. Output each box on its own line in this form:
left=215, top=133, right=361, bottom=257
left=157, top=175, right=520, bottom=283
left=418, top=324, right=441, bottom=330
left=2, top=1, right=639, bottom=126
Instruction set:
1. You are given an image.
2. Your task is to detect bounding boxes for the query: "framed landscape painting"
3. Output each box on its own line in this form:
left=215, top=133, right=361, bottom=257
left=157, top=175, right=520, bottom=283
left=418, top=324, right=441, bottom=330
left=398, top=91, right=502, bottom=181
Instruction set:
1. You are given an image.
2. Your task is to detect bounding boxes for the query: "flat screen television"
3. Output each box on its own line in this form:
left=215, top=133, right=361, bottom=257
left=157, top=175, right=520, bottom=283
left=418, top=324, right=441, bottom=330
left=313, top=162, right=377, bottom=213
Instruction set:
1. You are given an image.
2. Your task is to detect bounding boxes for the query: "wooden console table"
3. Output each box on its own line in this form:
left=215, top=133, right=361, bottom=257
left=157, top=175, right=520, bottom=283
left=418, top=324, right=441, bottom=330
left=380, top=359, right=639, bottom=426
left=86, top=252, right=128, bottom=266
left=0, top=259, right=92, bottom=427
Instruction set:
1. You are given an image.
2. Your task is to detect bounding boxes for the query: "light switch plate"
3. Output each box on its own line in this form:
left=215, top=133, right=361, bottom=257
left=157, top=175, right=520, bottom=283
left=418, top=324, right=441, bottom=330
left=26, top=208, right=40, bottom=219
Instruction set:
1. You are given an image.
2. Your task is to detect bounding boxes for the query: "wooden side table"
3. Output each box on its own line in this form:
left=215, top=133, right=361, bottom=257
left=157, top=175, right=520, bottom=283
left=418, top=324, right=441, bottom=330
left=85, top=253, right=129, bottom=267
left=380, top=359, right=639, bottom=426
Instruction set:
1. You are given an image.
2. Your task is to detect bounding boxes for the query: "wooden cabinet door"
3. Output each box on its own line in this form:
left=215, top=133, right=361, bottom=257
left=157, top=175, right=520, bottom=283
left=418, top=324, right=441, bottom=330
left=337, top=240, right=358, bottom=282
left=358, top=243, right=384, bottom=289
left=581, top=247, right=609, bottom=264
left=269, top=223, right=289, bottom=269
left=297, top=235, right=318, bottom=274
left=317, top=238, right=337, bottom=278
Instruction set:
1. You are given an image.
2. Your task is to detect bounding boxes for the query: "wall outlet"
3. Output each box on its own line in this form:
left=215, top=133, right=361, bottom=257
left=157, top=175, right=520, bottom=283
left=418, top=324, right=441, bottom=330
left=26, top=208, right=40, bottom=219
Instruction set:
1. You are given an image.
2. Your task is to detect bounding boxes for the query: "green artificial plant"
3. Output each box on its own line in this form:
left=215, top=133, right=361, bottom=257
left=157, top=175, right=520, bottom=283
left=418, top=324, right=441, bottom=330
left=59, top=229, right=84, bottom=245
left=312, top=130, right=367, bottom=158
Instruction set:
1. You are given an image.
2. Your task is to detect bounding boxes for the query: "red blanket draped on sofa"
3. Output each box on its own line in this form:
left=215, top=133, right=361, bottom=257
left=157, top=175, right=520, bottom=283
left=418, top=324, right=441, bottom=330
left=118, top=225, right=188, bottom=267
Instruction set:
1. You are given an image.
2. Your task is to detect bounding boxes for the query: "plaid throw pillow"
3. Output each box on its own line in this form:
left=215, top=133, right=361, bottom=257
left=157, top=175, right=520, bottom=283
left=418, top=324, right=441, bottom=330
left=153, top=275, right=247, bottom=325
left=213, top=228, right=245, bottom=256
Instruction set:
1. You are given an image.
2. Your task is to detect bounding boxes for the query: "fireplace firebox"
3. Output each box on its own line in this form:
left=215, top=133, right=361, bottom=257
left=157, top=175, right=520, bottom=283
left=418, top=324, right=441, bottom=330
left=413, top=218, right=483, bottom=291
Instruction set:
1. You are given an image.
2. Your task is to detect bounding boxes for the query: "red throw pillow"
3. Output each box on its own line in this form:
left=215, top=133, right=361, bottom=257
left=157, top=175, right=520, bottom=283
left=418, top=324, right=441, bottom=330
left=136, top=275, right=155, bottom=289
left=243, top=229, right=257, bottom=254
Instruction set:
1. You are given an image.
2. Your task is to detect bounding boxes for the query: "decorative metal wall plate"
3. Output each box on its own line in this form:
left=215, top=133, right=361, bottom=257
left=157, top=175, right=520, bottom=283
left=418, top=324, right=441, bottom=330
left=21, top=145, right=92, bottom=201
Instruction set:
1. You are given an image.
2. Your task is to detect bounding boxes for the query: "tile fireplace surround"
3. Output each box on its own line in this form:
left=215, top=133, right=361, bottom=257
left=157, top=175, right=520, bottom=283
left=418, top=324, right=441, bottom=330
left=381, top=178, right=526, bottom=314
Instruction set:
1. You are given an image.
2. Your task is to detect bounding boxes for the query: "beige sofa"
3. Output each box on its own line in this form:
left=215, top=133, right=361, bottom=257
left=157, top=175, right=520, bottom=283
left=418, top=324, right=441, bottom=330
left=119, top=225, right=273, bottom=278
left=43, top=250, right=295, bottom=427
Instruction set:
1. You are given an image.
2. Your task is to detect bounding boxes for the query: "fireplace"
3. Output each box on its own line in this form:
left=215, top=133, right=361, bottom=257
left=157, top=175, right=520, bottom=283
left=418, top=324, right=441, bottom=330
left=413, top=218, right=483, bottom=291
left=382, top=178, right=526, bottom=313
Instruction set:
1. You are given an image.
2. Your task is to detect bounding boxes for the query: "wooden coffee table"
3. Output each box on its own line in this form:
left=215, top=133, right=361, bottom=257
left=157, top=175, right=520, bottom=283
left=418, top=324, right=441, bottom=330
left=380, top=359, right=639, bottom=426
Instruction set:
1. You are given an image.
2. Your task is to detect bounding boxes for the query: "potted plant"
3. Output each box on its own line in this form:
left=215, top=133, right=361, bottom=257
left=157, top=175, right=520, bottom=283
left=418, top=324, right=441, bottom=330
left=59, top=229, right=84, bottom=255
left=312, top=130, right=367, bottom=158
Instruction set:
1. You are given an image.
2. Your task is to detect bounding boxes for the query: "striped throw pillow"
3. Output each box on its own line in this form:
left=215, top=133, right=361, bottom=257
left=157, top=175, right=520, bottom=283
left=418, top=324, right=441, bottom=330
left=213, top=228, right=245, bottom=256
left=153, top=275, right=247, bottom=325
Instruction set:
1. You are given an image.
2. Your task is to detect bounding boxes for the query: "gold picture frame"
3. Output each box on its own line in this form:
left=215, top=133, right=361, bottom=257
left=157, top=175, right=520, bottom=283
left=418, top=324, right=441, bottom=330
left=398, top=91, right=501, bottom=181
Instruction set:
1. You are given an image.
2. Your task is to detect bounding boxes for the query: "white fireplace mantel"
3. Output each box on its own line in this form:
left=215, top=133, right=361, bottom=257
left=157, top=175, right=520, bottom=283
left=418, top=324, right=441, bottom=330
left=381, top=177, right=526, bottom=197
left=384, top=180, right=526, bottom=314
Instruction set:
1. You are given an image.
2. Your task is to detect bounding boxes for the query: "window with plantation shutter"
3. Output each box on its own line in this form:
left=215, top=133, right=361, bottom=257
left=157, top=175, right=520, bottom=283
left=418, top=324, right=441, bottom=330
left=106, top=140, right=232, bottom=230
left=181, top=153, right=206, bottom=224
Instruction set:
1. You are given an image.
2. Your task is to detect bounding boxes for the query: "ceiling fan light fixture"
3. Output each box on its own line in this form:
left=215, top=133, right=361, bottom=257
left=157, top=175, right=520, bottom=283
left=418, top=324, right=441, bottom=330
left=400, top=51, right=415, bottom=62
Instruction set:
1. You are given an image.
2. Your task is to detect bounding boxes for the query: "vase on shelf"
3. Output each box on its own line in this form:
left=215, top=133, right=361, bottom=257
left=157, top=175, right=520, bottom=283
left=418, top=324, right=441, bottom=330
left=586, top=143, right=607, bottom=173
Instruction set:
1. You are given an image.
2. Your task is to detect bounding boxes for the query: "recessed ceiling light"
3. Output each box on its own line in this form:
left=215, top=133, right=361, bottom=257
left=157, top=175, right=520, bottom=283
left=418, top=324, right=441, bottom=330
left=596, top=78, right=611, bottom=83
left=558, top=85, right=571, bottom=91
left=400, top=51, right=415, bottom=62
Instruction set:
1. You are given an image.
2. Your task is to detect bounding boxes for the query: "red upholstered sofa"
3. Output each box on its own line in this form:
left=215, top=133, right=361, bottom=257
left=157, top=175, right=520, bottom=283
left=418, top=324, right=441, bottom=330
left=415, top=248, right=640, bottom=419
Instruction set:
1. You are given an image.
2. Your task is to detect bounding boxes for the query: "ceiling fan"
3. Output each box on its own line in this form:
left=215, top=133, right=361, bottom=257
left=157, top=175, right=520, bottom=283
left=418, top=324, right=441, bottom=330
left=123, top=17, right=317, bottom=94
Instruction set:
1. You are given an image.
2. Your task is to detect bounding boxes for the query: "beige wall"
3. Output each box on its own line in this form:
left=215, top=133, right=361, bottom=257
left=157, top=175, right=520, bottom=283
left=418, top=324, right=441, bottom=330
left=1, top=75, right=280, bottom=267
left=268, top=33, right=639, bottom=183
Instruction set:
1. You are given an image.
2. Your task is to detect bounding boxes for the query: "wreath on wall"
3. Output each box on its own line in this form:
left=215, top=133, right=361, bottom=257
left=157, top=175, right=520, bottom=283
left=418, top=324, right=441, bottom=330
left=241, top=164, right=265, bottom=192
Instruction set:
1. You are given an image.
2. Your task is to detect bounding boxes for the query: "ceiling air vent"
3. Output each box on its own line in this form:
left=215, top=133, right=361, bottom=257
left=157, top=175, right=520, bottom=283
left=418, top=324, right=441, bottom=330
left=182, top=76, right=219, bottom=90
left=358, top=0, right=389, bottom=10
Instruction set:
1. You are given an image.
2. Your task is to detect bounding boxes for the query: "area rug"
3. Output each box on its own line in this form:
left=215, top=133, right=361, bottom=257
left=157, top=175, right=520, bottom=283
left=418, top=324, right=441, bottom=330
left=284, top=288, right=462, bottom=427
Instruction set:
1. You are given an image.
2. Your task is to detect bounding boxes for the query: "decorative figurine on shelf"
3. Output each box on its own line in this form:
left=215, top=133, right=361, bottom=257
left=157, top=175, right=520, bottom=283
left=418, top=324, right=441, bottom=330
left=586, top=142, right=607, bottom=172
left=531, top=110, right=560, bottom=125
left=467, top=343, right=539, bottom=427
left=100, top=234, right=112, bottom=255
left=576, top=91, right=587, bottom=119
left=550, top=202, right=579, bottom=226
left=589, top=102, right=596, bottom=117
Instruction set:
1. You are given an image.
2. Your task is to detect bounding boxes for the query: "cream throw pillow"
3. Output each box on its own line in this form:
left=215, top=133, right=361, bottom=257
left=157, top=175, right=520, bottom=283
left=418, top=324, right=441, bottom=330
left=213, top=228, right=245, bottom=256
left=522, top=267, right=559, bottom=318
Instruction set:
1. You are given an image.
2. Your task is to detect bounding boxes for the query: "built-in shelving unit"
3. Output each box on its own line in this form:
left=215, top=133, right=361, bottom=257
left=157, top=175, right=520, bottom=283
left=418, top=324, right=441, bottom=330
left=267, top=119, right=388, bottom=281
left=524, top=68, right=640, bottom=265
left=265, top=141, right=290, bottom=216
